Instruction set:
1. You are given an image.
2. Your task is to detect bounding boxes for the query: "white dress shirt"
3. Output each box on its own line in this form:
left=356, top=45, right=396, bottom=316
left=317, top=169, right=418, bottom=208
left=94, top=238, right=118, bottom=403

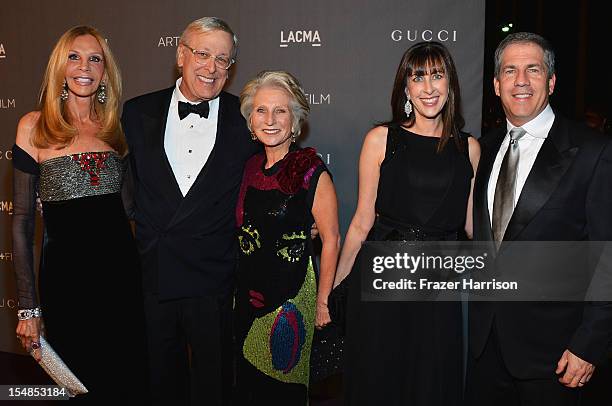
left=164, top=78, right=219, bottom=196
left=487, top=104, right=555, bottom=226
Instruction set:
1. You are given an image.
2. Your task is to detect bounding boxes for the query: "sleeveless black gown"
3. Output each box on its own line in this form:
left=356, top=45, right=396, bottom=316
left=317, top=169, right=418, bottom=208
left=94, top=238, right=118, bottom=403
left=344, top=125, right=473, bottom=406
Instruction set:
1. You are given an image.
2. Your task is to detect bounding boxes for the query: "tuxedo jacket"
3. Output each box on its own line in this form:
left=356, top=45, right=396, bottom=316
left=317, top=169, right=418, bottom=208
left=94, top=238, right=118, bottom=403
left=121, top=88, right=259, bottom=300
left=470, top=113, right=612, bottom=379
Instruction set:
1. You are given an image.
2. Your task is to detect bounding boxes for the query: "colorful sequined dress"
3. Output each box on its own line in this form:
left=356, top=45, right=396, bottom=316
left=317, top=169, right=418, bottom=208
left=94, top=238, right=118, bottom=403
left=234, top=147, right=328, bottom=405
left=11, top=146, right=147, bottom=404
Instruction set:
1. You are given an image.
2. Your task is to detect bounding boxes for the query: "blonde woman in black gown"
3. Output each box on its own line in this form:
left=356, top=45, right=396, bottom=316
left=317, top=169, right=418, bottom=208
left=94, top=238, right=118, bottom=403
left=13, top=26, right=146, bottom=403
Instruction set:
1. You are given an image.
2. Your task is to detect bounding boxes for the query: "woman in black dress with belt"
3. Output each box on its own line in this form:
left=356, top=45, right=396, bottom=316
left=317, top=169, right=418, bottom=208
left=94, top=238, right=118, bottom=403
left=335, top=42, right=480, bottom=405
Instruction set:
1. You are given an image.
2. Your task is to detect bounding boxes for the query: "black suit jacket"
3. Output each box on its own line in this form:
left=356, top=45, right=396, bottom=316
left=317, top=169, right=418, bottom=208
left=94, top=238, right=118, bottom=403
left=121, top=88, right=259, bottom=300
left=470, top=113, right=612, bottom=378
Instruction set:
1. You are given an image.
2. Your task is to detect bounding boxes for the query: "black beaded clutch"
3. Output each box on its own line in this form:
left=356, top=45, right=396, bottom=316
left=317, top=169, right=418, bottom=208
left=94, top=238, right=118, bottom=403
left=310, top=278, right=348, bottom=382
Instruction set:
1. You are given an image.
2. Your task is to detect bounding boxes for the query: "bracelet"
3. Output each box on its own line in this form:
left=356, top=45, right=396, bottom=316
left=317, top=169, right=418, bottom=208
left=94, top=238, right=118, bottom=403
left=17, top=308, right=42, bottom=320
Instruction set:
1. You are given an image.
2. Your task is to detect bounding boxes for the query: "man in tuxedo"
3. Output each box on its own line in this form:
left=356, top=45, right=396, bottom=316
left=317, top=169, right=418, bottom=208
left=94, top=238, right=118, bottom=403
left=466, top=32, right=612, bottom=405
left=121, top=17, right=258, bottom=405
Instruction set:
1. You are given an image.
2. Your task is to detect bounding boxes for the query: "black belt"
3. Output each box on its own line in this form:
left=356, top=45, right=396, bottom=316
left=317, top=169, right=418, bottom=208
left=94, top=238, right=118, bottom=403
left=369, top=215, right=459, bottom=242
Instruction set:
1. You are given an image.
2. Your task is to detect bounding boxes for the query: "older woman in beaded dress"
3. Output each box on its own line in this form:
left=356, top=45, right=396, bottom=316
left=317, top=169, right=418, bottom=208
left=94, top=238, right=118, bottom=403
left=234, top=70, right=340, bottom=405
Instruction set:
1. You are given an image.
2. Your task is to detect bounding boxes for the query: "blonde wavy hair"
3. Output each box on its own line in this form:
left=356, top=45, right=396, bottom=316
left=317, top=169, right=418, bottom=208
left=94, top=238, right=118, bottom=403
left=34, top=25, right=126, bottom=155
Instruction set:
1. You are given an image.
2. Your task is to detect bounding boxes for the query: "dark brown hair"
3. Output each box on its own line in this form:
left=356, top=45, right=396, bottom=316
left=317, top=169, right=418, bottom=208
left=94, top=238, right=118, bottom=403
left=383, top=41, right=465, bottom=152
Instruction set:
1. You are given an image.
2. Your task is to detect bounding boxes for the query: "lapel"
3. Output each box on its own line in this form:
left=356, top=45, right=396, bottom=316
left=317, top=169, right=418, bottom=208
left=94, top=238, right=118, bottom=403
left=474, top=127, right=505, bottom=243
left=503, top=116, right=578, bottom=241
left=167, top=92, right=230, bottom=228
left=141, top=88, right=184, bottom=209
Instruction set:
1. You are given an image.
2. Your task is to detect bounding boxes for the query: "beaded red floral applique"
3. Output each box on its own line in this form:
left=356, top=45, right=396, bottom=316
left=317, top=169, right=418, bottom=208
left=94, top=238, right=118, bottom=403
left=276, top=147, right=319, bottom=195
left=72, top=152, right=110, bottom=186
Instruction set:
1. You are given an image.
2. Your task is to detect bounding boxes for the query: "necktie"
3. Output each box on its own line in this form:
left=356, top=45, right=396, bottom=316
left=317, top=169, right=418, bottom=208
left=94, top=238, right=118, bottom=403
left=492, top=127, right=526, bottom=243
left=178, top=100, right=209, bottom=120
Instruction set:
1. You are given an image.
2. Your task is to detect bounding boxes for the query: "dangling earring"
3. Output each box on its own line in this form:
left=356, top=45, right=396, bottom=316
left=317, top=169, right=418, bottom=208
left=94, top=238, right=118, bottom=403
left=291, top=132, right=297, bottom=143
left=60, top=80, right=69, bottom=102
left=250, top=131, right=258, bottom=141
left=404, top=97, right=413, bottom=116
left=97, top=81, right=107, bottom=104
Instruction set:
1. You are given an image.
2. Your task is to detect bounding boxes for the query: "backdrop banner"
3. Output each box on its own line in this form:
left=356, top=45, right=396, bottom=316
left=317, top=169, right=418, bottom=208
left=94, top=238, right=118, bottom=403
left=0, top=0, right=485, bottom=353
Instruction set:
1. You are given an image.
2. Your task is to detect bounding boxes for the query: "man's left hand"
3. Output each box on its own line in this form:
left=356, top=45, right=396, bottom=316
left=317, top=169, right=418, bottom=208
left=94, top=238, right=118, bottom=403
left=556, top=349, right=595, bottom=388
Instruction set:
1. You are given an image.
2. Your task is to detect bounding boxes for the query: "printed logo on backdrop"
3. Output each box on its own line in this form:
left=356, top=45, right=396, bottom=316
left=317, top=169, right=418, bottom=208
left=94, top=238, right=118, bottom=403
left=1, top=98, right=16, bottom=109
left=391, top=29, right=458, bottom=42
left=158, top=36, right=180, bottom=47
left=315, top=152, right=332, bottom=165
left=280, top=30, right=321, bottom=48
left=0, top=252, right=13, bottom=261
left=0, top=43, right=6, bottom=59
left=0, top=201, right=13, bottom=215
left=0, top=149, right=13, bottom=160
left=0, top=297, right=18, bottom=309
left=304, top=90, right=331, bottom=164
left=305, top=92, right=331, bottom=106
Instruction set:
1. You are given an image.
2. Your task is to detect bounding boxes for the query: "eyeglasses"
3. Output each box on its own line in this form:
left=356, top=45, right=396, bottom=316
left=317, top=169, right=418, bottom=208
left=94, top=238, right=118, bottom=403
left=182, top=43, right=235, bottom=70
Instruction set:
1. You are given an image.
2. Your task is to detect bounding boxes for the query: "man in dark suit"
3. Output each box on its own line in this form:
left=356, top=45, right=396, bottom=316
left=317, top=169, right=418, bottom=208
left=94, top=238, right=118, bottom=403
left=465, top=32, right=612, bottom=405
left=121, top=17, right=258, bottom=405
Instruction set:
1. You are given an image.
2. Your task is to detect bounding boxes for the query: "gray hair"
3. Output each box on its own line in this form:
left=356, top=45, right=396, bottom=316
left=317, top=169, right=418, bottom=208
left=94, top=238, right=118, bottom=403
left=494, top=32, right=555, bottom=80
left=240, top=71, right=310, bottom=138
left=178, top=17, right=238, bottom=60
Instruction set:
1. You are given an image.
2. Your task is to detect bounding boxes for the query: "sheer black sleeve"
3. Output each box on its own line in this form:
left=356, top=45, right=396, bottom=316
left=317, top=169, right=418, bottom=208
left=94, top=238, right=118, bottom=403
left=121, top=153, right=136, bottom=221
left=11, top=144, right=40, bottom=310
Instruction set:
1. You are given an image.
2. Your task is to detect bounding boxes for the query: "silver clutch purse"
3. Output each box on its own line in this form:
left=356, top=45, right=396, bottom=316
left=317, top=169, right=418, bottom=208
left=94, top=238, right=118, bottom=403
left=31, top=336, right=88, bottom=397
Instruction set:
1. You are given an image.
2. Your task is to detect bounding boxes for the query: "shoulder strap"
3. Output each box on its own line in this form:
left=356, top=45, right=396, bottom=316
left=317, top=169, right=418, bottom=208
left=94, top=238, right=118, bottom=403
left=385, top=124, right=401, bottom=157
left=458, top=131, right=471, bottom=158
left=381, top=124, right=407, bottom=169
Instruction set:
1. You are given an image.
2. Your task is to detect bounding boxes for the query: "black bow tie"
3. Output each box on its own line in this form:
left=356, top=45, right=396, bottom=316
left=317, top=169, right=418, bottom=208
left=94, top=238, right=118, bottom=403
left=178, top=100, right=209, bottom=120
